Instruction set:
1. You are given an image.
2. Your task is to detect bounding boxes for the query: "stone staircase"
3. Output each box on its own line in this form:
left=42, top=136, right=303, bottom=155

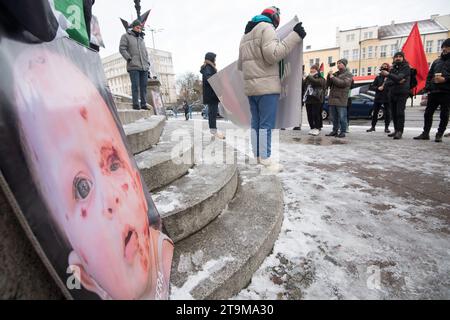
left=0, top=99, right=285, bottom=300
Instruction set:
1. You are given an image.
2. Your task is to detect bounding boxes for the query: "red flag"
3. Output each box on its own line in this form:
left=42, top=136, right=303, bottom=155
left=402, top=22, right=429, bottom=93
left=319, top=62, right=324, bottom=77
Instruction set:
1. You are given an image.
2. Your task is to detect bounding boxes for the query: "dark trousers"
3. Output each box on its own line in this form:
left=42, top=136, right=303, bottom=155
left=423, top=93, right=450, bottom=135
left=129, top=70, right=148, bottom=108
left=319, top=104, right=324, bottom=129
left=306, top=103, right=322, bottom=130
left=390, top=94, right=408, bottom=133
left=347, top=97, right=352, bottom=126
left=371, top=101, right=391, bottom=128
left=207, top=102, right=219, bottom=131
left=185, top=111, right=189, bottom=120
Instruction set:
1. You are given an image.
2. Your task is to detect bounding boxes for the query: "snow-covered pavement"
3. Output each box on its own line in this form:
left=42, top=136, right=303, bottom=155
left=234, top=126, right=450, bottom=300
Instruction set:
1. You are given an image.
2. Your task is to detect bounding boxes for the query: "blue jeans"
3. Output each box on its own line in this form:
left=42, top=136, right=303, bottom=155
left=330, top=105, right=348, bottom=133
left=249, top=94, right=279, bottom=159
left=129, top=70, right=148, bottom=108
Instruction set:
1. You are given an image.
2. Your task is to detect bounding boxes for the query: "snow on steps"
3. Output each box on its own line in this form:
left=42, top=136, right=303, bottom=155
left=117, top=109, right=154, bottom=125
left=123, top=116, right=166, bottom=155
left=170, top=165, right=284, bottom=300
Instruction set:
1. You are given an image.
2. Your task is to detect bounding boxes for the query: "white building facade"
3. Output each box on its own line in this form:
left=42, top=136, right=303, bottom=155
left=102, top=48, right=177, bottom=106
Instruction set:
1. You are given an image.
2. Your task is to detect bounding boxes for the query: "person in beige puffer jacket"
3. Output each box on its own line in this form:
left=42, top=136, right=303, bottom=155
left=238, top=6, right=306, bottom=173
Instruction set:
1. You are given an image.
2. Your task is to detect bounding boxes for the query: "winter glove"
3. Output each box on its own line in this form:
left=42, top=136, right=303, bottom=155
left=293, top=22, right=306, bottom=39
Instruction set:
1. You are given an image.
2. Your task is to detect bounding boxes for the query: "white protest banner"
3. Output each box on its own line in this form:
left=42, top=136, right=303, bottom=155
left=208, top=16, right=303, bottom=129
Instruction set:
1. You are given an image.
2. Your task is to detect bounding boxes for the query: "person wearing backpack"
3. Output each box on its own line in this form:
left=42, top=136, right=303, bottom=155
left=414, top=38, right=450, bottom=143
left=383, top=52, right=411, bottom=140
left=302, top=64, right=326, bottom=136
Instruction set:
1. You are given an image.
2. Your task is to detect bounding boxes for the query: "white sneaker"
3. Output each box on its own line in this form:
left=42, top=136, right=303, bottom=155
left=312, top=129, right=320, bottom=136
left=308, top=129, right=314, bottom=135
left=211, top=131, right=225, bottom=140
left=260, top=158, right=284, bottom=174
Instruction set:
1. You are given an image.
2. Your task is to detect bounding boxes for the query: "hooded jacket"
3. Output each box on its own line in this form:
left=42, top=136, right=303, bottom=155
left=200, top=53, right=220, bottom=104
left=238, top=20, right=301, bottom=96
left=385, top=60, right=411, bottom=96
left=119, top=30, right=150, bottom=72
left=425, top=52, right=450, bottom=95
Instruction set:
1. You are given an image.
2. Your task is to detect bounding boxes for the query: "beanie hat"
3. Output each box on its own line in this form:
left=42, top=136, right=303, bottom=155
left=131, top=19, right=142, bottom=28
left=337, top=58, right=348, bottom=67
left=205, top=52, right=216, bottom=62
left=394, top=51, right=405, bottom=59
left=442, top=38, right=450, bottom=48
left=261, top=6, right=281, bottom=28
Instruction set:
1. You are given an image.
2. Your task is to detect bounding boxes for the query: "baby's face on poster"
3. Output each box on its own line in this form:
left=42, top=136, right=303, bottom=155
left=14, top=49, right=152, bottom=299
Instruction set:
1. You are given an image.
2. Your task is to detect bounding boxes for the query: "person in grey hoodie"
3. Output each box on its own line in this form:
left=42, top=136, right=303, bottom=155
left=119, top=19, right=150, bottom=110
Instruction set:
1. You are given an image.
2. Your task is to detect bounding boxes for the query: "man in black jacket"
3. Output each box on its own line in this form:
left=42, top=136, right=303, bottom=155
left=200, top=52, right=224, bottom=139
left=367, top=63, right=391, bottom=133
left=414, top=38, right=450, bottom=143
left=383, top=52, right=411, bottom=140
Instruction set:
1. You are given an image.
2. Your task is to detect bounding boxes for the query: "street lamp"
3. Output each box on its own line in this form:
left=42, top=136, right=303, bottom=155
left=134, top=0, right=141, bottom=19
left=147, top=27, right=164, bottom=49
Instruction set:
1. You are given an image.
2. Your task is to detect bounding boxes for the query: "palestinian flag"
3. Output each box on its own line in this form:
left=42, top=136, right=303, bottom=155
left=53, top=0, right=89, bottom=46
left=319, top=63, right=325, bottom=77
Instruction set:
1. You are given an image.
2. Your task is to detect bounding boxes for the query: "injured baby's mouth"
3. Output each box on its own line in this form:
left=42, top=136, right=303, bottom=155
left=123, top=225, right=139, bottom=264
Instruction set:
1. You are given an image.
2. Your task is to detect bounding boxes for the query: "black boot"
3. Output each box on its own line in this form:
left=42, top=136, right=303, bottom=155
left=413, top=132, right=430, bottom=140
left=326, top=131, right=338, bottom=137
left=435, top=133, right=443, bottom=143
left=388, top=131, right=396, bottom=137
left=385, top=127, right=391, bottom=133
left=366, top=127, right=376, bottom=132
left=293, top=127, right=301, bottom=131
left=393, top=131, right=403, bottom=140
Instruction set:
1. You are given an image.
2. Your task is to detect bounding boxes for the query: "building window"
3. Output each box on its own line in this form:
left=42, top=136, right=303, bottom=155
left=309, top=59, right=314, bottom=66
left=426, top=40, right=433, bottom=53
left=361, top=68, right=366, bottom=76
left=352, top=69, right=358, bottom=76
left=362, top=48, right=366, bottom=59
left=352, top=49, right=359, bottom=61
left=315, top=58, right=320, bottom=65
left=343, top=50, right=349, bottom=60
left=328, top=56, right=333, bottom=65
left=380, top=45, right=387, bottom=58
left=437, top=39, right=444, bottom=52
left=368, top=31, right=373, bottom=38
left=367, top=67, right=372, bottom=75
left=368, top=46, right=373, bottom=59
left=364, top=32, right=368, bottom=39
left=390, top=44, right=398, bottom=57
left=346, top=34, right=355, bottom=42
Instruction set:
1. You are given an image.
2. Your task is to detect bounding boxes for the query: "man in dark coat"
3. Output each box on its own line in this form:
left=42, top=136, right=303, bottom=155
left=200, top=52, right=224, bottom=139
left=367, top=62, right=392, bottom=133
left=383, top=51, right=411, bottom=140
left=414, top=38, right=450, bottom=143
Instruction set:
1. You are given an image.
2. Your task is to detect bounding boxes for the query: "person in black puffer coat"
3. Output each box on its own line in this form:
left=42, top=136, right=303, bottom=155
left=200, top=52, right=224, bottom=139
left=414, top=38, right=450, bottom=143
left=384, top=51, right=411, bottom=140
left=367, top=62, right=392, bottom=133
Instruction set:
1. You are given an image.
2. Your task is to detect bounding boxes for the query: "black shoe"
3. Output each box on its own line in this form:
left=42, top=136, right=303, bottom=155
left=293, top=127, right=301, bottom=131
left=141, top=106, right=150, bottom=110
left=388, top=132, right=396, bottom=137
left=366, top=127, right=376, bottom=132
left=413, top=132, right=430, bottom=140
left=281, top=128, right=286, bottom=130
left=337, top=132, right=346, bottom=138
left=132, top=107, right=141, bottom=110
left=385, top=128, right=391, bottom=134
left=435, top=133, right=443, bottom=143
left=326, top=131, right=338, bottom=137
left=393, top=131, right=403, bottom=140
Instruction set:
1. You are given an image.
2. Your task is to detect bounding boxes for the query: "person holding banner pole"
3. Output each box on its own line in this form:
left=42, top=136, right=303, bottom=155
left=238, top=6, right=306, bottom=173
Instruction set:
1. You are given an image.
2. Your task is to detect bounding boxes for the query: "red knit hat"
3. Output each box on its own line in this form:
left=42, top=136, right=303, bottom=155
left=261, top=6, right=281, bottom=28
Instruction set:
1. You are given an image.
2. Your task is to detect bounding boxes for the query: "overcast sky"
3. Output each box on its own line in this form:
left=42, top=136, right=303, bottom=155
left=94, top=0, right=449, bottom=77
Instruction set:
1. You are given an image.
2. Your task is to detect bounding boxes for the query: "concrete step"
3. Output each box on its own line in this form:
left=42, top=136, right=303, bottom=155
left=115, top=101, right=153, bottom=112
left=153, top=158, right=238, bottom=243
left=169, top=165, right=284, bottom=300
left=118, top=109, right=154, bottom=125
left=123, top=116, right=166, bottom=155
left=135, top=122, right=195, bottom=192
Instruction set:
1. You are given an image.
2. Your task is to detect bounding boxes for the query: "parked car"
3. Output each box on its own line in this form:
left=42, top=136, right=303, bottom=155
left=322, top=94, right=384, bottom=120
left=201, top=105, right=224, bottom=119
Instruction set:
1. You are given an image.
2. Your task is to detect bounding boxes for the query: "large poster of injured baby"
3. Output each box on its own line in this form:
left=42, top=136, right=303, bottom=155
left=0, top=34, right=174, bottom=299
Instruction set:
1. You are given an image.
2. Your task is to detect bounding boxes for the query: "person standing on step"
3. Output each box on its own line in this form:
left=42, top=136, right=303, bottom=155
left=383, top=51, right=411, bottom=140
left=119, top=19, right=150, bottom=110
left=238, top=6, right=306, bottom=173
left=367, top=63, right=392, bottom=133
left=183, top=100, right=190, bottom=121
left=201, top=52, right=225, bottom=139
left=414, top=38, right=450, bottom=143
left=303, top=64, right=326, bottom=136
left=325, top=58, right=353, bottom=138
